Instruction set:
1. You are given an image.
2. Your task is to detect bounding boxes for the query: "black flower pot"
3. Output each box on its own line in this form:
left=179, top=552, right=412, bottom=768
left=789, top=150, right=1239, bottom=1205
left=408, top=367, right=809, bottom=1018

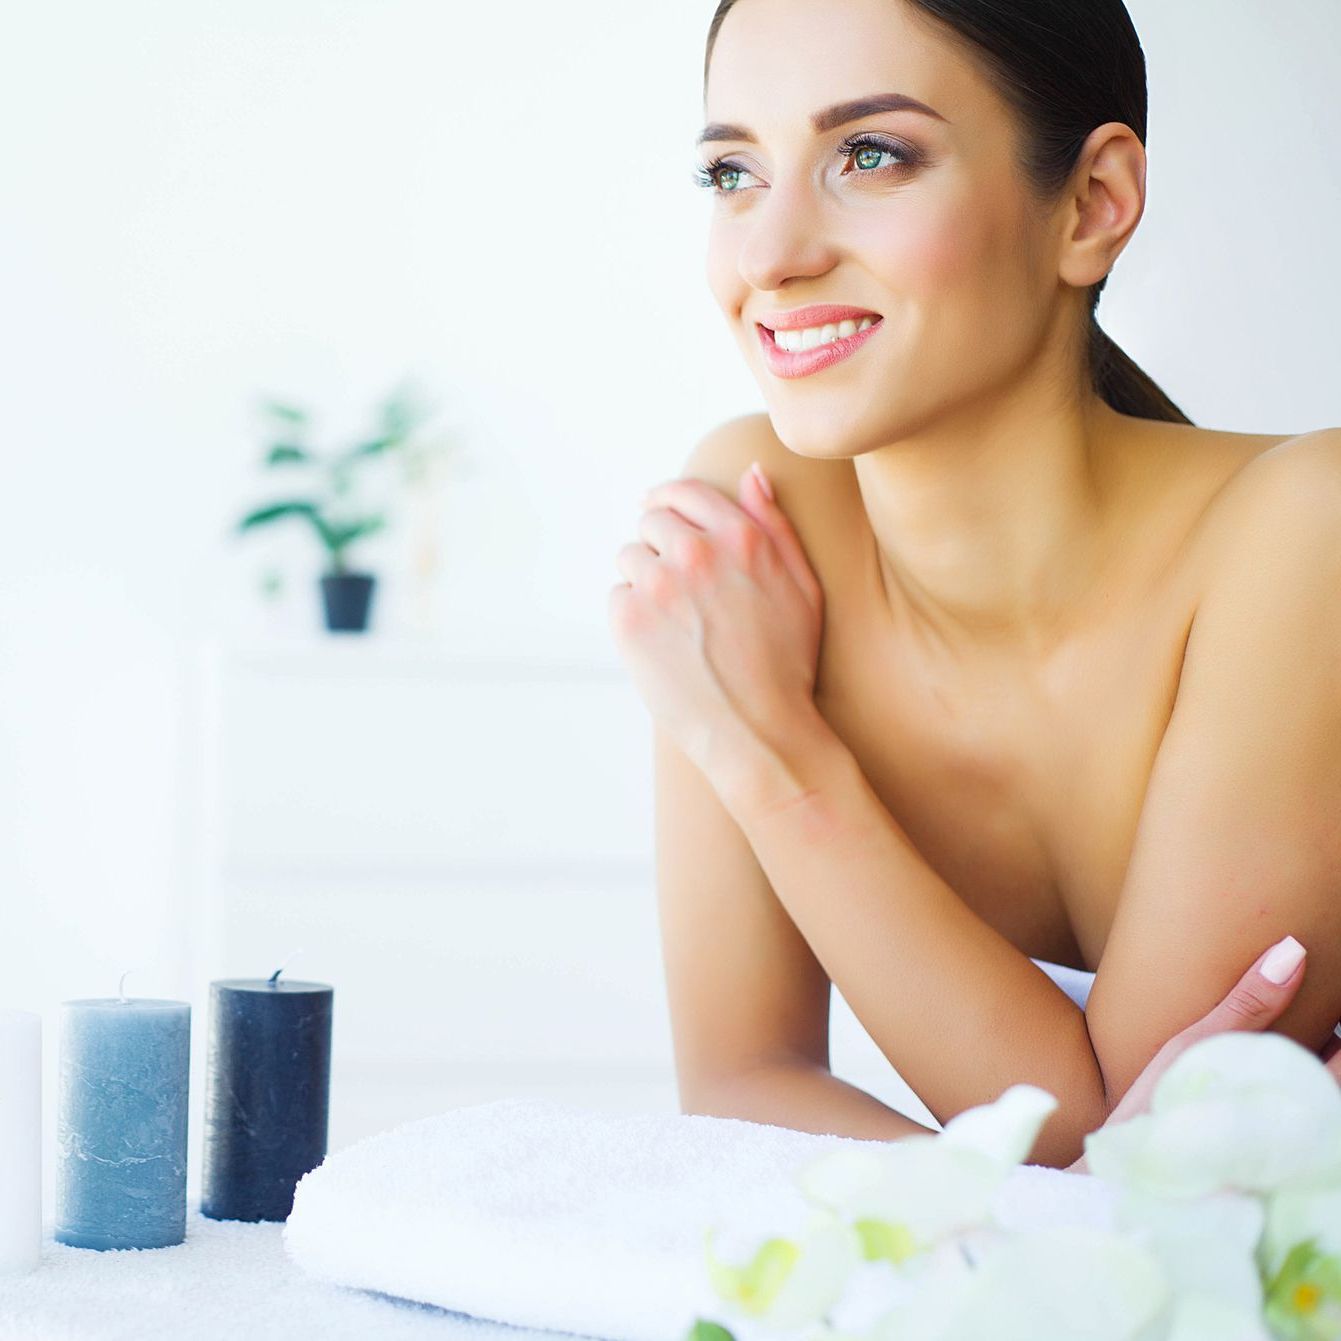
left=320, top=573, right=376, bottom=633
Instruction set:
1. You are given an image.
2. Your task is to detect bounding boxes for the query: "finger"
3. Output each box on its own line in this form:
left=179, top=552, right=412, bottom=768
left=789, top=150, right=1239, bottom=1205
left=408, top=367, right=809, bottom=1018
left=642, top=477, right=748, bottom=533
left=1177, top=934, right=1307, bottom=1047
left=736, top=463, right=823, bottom=608
left=614, top=539, right=659, bottom=585
left=637, top=505, right=701, bottom=557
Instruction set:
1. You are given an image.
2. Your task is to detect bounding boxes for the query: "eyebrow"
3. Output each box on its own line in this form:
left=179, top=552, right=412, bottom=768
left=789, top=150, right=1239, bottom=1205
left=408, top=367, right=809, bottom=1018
left=697, top=92, right=948, bottom=146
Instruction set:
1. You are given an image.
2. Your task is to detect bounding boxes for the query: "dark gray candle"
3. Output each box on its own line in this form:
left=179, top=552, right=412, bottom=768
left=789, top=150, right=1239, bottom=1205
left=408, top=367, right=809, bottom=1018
left=201, top=970, right=332, bottom=1222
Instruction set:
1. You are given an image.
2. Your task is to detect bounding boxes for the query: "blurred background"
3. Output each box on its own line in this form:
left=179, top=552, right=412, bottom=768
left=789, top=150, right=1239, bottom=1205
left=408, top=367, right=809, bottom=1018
left=2, top=0, right=1338, bottom=1211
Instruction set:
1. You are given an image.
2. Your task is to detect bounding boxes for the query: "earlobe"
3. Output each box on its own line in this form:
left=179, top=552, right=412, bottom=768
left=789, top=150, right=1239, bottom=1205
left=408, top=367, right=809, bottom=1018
left=1058, top=122, right=1146, bottom=289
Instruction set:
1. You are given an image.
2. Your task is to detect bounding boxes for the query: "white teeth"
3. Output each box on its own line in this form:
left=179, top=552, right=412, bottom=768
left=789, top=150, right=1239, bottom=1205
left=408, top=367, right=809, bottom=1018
left=773, top=316, right=877, bottom=353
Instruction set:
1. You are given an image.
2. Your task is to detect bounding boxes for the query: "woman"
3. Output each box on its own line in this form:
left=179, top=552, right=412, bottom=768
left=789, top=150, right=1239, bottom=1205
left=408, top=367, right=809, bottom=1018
left=608, top=0, right=1341, bottom=1169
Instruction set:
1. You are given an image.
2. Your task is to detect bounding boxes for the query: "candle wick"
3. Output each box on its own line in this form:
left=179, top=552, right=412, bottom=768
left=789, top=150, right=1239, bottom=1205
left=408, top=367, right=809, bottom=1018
left=268, top=948, right=305, bottom=985
left=118, top=969, right=133, bottom=1003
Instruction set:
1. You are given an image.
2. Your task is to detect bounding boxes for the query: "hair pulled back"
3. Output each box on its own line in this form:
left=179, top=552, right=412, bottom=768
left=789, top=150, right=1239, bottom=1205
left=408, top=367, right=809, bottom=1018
left=704, top=0, right=1192, bottom=424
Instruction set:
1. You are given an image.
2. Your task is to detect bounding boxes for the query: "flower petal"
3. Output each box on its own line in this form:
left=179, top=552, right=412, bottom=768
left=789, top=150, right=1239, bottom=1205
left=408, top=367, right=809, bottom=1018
left=938, top=1084, right=1059, bottom=1169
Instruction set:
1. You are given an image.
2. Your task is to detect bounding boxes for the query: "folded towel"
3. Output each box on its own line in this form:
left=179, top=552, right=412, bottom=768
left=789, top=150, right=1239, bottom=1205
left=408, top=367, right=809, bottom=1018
left=283, top=1097, right=1115, bottom=1341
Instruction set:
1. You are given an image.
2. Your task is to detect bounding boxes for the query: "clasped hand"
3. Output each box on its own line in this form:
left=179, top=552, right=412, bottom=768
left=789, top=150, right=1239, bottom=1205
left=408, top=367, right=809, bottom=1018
left=607, top=461, right=824, bottom=797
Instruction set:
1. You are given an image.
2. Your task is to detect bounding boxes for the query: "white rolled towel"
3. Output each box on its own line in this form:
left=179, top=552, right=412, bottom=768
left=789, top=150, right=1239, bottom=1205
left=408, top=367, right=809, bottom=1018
left=283, top=1097, right=1115, bottom=1341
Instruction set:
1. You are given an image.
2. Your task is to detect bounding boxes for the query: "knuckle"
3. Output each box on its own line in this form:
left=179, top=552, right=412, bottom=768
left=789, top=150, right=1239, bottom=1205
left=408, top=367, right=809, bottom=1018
left=1221, top=983, right=1275, bottom=1024
left=720, top=517, right=758, bottom=554
left=676, top=533, right=715, bottom=573
left=646, top=566, right=679, bottom=604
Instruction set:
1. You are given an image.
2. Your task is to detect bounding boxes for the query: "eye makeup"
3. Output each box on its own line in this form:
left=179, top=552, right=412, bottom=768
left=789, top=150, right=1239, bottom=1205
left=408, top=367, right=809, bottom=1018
left=692, top=131, right=924, bottom=194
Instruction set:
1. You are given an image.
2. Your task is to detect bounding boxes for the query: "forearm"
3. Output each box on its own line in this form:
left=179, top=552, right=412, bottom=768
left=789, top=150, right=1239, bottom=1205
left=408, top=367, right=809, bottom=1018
left=684, top=1060, right=937, bottom=1143
left=717, top=709, right=1109, bottom=1168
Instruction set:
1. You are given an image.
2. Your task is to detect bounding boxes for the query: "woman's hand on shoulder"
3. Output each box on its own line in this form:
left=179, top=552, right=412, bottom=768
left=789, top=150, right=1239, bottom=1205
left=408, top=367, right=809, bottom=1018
left=1066, top=935, right=1339, bottom=1173
left=608, top=459, right=827, bottom=801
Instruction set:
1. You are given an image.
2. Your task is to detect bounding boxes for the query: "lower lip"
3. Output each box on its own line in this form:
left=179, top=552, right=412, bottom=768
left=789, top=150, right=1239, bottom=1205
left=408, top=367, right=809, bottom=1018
left=757, top=319, right=883, bottom=379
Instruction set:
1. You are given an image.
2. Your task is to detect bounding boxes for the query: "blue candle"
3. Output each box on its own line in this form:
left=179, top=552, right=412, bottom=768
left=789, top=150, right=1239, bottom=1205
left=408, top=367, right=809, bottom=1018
left=55, top=984, right=190, bottom=1251
left=202, top=969, right=332, bottom=1222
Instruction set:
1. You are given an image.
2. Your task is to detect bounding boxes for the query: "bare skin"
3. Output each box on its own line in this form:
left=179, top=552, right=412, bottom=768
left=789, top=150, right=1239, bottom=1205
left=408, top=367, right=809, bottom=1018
left=609, top=0, right=1341, bottom=1162
left=749, top=411, right=1286, bottom=980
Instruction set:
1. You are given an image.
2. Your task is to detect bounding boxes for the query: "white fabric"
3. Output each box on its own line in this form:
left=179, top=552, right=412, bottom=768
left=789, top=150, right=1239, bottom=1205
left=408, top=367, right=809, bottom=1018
left=0, top=1208, right=556, bottom=1341
left=1030, top=956, right=1096, bottom=1010
left=284, top=1097, right=1117, bottom=1341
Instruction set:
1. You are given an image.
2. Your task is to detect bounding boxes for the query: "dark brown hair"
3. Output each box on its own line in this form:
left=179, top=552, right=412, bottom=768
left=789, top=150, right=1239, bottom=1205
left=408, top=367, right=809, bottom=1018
left=704, top=0, right=1192, bottom=424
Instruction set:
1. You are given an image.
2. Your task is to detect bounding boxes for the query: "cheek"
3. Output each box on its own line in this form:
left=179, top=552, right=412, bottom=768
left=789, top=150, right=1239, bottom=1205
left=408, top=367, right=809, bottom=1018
left=855, top=198, right=1029, bottom=308
left=704, top=220, right=743, bottom=314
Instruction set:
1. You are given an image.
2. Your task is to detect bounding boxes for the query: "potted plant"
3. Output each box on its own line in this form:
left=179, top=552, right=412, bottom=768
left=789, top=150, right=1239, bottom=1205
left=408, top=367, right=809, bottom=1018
left=236, top=385, right=431, bottom=633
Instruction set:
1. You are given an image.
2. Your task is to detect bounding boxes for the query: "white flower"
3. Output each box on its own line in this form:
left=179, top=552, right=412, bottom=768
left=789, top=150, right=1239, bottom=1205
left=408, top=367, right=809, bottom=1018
left=700, top=1084, right=1056, bottom=1334
left=875, top=1227, right=1171, bottom=1341
left=795, top=1085, right=1057, bottom=1253
left=703, top=1208, right=864, bottom=1332
left=1263, top=1185, right=1341, bottom=1278
left=1112, top=1187, right=1267, bottom=1335
left=1084, top=1033, right=1341, bottom=1198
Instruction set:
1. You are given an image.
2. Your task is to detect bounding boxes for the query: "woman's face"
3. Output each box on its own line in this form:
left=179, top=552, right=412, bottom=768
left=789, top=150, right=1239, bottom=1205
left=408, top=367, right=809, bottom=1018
left=701, top=0, right=1067, bottom=457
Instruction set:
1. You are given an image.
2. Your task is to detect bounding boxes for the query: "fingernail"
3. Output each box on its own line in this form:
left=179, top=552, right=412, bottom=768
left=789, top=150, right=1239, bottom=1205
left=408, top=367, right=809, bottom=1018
left=1260, top=934, right=1306, bottom=985
left=750, top=461, right=774, bottom=501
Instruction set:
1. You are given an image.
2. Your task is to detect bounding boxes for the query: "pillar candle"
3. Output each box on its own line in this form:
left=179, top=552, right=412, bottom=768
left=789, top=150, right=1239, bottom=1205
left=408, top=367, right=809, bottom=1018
left=55, top=992, right=190, bottom=1250
left=202, top=970, right=333, bottom=1222
left=0, top=1009, right=41, bottom=1275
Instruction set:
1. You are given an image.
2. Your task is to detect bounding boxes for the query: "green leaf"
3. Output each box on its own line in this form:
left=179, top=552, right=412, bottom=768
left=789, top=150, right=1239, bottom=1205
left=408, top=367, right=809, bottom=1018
left=327, top=516, right=385, bottom=550
left=266, top=443, right=311, bottom=466
left=260, top=399, right=308, bottom=424
left=237, top=500, right=319, bottom=532
left=237, top=499, right=340, bottom=559
left=685, top=1323, right=736, bottom=1341
left=379, top=389, right=418, bottom=438
left=344, top=435, right=401, bottom=460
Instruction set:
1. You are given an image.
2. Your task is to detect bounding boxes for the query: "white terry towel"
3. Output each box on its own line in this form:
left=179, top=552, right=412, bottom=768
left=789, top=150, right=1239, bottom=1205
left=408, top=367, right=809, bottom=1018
left=284, top=1097, right=1115, bottom=1341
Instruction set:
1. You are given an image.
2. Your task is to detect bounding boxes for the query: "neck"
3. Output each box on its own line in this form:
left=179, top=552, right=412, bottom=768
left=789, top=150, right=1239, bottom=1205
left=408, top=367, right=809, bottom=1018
left=855, top=382, right=1131, bottom=665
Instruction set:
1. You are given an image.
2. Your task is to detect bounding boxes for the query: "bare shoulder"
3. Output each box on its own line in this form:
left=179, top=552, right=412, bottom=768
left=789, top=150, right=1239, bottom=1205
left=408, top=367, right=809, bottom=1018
left=678, top=412, right=867, bottom=583
left=1193, top=425, right=1341, bottom=559
left=680, top=412, right=858, bottom=503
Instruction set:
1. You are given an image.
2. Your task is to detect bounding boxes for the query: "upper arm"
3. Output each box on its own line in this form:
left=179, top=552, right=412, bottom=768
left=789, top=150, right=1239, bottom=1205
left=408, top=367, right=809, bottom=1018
left=1086, top=432, right=1341, bottom=1107
left=653, top=415, right=834, bottom=1104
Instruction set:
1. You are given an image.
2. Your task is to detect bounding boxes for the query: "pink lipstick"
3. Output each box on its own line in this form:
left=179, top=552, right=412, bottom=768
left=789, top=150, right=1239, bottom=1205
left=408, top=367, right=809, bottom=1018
left=754, top=305, right=883, bottom=379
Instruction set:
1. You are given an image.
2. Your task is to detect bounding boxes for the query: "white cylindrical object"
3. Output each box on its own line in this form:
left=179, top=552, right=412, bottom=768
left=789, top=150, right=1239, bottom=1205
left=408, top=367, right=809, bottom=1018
left=0, top=1009, right=42, bottom=1274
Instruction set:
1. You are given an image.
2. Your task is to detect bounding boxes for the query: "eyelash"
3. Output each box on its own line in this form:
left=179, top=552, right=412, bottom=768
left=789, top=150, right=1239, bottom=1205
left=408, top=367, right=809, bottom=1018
left=692, top=132, right=921, bottom=194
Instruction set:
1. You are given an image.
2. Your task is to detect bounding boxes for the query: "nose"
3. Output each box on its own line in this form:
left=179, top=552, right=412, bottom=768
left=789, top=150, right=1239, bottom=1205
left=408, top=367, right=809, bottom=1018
left=735, top=180, right=838, bottom=294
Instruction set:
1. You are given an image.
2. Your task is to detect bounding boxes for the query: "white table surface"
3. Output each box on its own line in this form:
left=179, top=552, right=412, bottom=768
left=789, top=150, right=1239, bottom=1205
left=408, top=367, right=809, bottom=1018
left=0, top=1208, right=609, bottom=1341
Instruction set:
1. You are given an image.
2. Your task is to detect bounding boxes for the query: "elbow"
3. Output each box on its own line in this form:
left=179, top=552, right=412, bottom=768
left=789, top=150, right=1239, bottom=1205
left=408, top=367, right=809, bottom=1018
left=676, top=1073, right=739, bottom=1120
left=1029, top=1090, right=1110, bottom=1170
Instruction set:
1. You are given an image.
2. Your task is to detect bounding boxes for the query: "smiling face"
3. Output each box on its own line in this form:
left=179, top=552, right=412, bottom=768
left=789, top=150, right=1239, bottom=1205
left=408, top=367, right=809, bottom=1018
left=701, top=0, right=1079, bottom=457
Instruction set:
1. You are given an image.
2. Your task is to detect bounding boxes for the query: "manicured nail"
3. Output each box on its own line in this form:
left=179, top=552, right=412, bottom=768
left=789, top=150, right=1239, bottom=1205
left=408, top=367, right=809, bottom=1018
left=750, top=461, right=774, bottom=501
left=1260, top=934, right=1306, bottom=984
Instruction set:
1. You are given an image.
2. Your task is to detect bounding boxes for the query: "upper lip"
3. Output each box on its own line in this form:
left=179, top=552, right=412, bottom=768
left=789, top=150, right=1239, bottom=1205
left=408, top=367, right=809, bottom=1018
left=757, top=304, right=883, bottom=332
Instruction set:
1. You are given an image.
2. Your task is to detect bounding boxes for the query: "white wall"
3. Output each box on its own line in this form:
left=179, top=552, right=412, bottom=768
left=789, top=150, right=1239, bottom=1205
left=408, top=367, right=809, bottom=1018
left=2, top=0, right=1338, bottom=1214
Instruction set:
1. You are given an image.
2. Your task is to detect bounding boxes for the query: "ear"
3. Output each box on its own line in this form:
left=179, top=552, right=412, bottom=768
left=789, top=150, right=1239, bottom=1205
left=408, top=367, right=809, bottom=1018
left=1057, top=121, right=1147, bottom=290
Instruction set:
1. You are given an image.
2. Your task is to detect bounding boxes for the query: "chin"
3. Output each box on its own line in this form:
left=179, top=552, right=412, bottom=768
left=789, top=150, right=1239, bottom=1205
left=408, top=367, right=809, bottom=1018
left=761, top=398, right=885, bottom=461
